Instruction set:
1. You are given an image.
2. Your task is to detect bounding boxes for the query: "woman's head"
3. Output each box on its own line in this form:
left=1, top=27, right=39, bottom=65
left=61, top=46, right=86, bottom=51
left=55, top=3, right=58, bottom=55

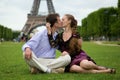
left=62, top=14, right=77, bottom=28
left=62, top=14, right=77, bottom=34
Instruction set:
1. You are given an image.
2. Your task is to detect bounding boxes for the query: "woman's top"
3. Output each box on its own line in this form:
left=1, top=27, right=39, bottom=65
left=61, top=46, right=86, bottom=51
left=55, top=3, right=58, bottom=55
left=48, top=32, right=81, bottom=57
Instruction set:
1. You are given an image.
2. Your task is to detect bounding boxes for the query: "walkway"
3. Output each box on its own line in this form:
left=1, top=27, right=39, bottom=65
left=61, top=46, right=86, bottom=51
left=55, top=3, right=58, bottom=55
left=94, top=41, right=120, bottom=47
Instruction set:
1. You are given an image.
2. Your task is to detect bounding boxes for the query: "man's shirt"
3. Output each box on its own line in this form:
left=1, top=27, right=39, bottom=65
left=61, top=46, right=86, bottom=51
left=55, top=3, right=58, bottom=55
left=22, top=27, right=57, bottom=58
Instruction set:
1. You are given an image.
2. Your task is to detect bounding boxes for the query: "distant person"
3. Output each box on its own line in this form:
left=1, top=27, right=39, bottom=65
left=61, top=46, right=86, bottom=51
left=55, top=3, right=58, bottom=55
left=22, top=13, right=71, bottom=74
left=47, top=14, right=116, bottom=74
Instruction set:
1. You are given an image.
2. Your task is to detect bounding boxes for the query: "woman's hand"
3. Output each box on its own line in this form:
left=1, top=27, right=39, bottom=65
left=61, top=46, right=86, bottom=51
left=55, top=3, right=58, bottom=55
left=61, top=51, right=69, bottom=56
left=46, top=23, right=51, bottom=35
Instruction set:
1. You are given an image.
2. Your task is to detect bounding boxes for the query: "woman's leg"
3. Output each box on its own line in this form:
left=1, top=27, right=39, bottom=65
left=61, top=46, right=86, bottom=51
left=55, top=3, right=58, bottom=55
left=80, top=60, right=107, bottom=70
left=70, top=65, right=93, bottom=73
left=70, top=65, right=112, bottom=74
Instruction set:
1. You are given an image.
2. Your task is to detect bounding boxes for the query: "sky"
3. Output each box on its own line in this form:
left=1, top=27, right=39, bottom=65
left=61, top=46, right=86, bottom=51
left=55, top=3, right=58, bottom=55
left=0, top=0, right=118, bottom=31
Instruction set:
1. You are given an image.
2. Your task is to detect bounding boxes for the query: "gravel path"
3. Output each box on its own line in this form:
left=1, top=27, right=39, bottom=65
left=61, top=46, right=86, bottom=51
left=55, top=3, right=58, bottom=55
left=94, top=41, right=120, bottom=47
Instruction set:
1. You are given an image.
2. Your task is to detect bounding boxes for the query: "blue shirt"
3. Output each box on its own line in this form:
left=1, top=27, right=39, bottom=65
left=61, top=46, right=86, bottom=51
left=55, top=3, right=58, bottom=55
left=22, top=27, right=57, bottom=58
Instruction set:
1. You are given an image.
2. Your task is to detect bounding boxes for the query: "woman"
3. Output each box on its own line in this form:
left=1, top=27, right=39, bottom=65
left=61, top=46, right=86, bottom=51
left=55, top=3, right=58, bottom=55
left=47, top=14, right=116, bottom=74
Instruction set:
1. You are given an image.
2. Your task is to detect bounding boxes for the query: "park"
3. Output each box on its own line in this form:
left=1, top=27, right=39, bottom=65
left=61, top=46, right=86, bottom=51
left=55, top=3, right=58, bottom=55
left=0, top=41, right=120, bottom=80
left=0, top=0, right=120, bottom=80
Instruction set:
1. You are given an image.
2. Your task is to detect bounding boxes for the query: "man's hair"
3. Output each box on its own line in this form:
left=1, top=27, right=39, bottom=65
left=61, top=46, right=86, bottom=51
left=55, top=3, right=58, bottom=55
left=46, top=13, right=59, bottom=27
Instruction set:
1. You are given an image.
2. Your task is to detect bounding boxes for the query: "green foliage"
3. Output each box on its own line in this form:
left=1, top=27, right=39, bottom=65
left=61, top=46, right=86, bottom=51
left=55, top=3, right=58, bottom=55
left=12, top=31, right=20, bottom=39
left=0, top=42, right=120, bottom=80
left=81, top=18, right=89, bottom=40
left=81, top=7, right=118, bottom=41
left=0, top=25, right=4, bottom=38
left=0, top=25, right=13, bottom=41
left=4, top=27, right=13, bottom=40
left=0, top=24, right=20, bottom=41
left=118, top=0, right=120, bottom=8
left=111, top=20, right=120, bottom=36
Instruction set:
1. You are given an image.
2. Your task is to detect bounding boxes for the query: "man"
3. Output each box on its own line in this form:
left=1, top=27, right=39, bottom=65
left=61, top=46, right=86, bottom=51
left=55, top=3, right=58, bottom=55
left=22, top=13, right=71, bottom=74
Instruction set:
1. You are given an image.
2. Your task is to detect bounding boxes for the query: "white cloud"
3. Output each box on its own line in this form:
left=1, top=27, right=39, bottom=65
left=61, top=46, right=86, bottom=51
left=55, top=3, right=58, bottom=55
left=54, top=0, right=118, bottom=25
left=0, top=0, right=33, bottom=30
left=0, top=0, right=118, bottom=31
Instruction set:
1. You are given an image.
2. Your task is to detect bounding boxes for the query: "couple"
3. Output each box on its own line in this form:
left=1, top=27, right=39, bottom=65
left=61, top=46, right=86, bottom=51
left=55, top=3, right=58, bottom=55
left=22, top=13, right=115, bottom=74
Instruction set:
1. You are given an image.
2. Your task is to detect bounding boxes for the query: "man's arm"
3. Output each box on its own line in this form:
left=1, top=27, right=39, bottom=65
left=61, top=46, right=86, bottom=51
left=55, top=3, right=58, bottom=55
left=22, top=30, right=44, bottom=59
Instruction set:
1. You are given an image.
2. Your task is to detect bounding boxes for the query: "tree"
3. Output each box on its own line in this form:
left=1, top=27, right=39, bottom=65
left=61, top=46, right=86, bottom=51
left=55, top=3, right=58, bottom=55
left=118, top=0, right=120, bottom=10
left=111, top=20, right=120, bottom=38
left=118, top=0, right=120, bottom=18
left=81, top=7, right=118, bottom=41
left=0, top=25, right=4, bottom=38
left=0, top=25, right=13, bottom=41
left=81, top=18, right=89, bottom=40
left=12, top=31, right=20, bottom=39
left=102, top=7, right=117, bottom=40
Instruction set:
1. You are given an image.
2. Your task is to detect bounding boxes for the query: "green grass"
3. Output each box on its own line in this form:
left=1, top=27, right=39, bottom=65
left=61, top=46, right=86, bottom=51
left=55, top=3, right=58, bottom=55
left=0, top=42, right=120, bottom=80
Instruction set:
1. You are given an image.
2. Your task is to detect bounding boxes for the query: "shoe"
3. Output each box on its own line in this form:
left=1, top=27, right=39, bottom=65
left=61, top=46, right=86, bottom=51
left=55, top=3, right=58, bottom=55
left=55, top=68, right=64, bottom=73
left=30, top=67, right=40, bottom=74
left=51, top=68, right=64, bottom=73
left=51, top=69, right=58, bottom=73
left=110, top=68, right=116, bottom=74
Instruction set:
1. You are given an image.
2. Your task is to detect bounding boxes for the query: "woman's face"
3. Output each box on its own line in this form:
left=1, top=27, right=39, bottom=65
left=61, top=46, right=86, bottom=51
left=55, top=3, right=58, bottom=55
left=62, top=15, right=71, bottom=28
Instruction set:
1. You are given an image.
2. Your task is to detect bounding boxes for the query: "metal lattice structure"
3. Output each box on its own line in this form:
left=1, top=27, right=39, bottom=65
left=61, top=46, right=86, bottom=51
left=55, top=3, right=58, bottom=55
left=22, top=0, right=55, bottom=35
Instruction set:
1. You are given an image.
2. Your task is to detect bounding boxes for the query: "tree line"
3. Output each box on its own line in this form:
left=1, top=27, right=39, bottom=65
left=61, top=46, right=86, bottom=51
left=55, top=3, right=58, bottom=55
left=0, top=25, right=20, bottom=41
left=79, top=0, right=120, bottom=41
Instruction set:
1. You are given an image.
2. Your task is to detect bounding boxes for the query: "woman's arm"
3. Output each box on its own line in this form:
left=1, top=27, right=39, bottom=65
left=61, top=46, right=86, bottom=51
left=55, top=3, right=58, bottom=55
left=78, top=38, right=82, bottom=47
left=46, top=23, right=59, bottom=48
left=48, top=33, right=59, bottom=48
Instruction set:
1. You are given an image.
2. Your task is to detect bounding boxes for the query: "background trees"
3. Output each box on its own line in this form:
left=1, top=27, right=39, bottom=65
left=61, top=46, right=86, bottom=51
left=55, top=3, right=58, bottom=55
left=80, top=0, right=120, bottom=41
left=0, top=25, right=20, bottom=41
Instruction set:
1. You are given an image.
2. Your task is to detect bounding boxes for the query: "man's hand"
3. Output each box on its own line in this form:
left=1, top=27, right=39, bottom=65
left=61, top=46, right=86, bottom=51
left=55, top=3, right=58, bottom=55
left=24, top=47, right=32, bottom=60
left=61, top=51, right=69, bottom=56
left=46, top=23, right=51, bottom=34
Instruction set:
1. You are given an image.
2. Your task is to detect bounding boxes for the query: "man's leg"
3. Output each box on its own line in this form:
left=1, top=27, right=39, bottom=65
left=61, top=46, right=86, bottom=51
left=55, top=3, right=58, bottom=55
left=23, top=52, right=50, bottom=73
left=47, top=54, right=71, bottom=69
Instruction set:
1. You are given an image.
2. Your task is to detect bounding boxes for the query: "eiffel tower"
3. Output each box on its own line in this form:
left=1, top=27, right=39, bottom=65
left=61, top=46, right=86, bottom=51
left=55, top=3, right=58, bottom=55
left=21, top=0, right=55, bottom=35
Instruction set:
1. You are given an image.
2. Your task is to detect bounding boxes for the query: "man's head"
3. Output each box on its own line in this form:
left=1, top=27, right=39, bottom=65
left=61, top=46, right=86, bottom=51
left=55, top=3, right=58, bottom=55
left=46, top=13, right=62, bottom=28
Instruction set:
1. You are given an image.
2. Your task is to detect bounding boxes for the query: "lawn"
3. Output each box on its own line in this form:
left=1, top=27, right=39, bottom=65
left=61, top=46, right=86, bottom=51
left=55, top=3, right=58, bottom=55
left=0, top=41, right=120, bottom=80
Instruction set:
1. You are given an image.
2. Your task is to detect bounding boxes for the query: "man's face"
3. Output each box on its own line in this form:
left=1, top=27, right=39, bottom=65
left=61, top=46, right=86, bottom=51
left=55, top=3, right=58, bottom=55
left=55, top=17, right=63, bottom=28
